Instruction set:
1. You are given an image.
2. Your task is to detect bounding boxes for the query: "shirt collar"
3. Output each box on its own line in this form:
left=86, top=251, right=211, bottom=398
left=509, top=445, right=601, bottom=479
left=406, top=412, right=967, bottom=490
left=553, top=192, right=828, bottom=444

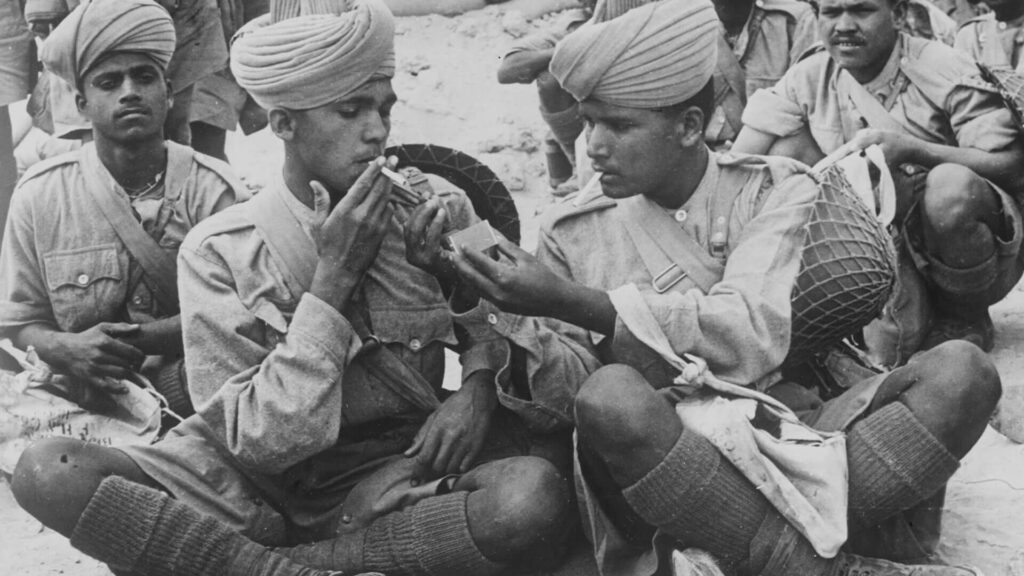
left=862, top=34, right=904, bottom=97
left=273, top=174, right=331, bottom=239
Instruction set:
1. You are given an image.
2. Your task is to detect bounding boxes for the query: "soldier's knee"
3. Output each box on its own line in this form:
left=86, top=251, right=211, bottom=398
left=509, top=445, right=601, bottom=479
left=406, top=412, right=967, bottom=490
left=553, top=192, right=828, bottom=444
left=12, top=438, right=87, bottom=518
left=922, top=164, right=992, bottom=233
left=916, top=340, right=1001, bottom=418
left=574, top=364, right=651, bottom=442
left=485, top=457, right=572, bottom=552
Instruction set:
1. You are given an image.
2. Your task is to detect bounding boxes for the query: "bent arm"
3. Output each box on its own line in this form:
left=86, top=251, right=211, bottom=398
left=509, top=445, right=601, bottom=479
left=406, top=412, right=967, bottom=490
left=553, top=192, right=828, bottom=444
left=909, top=139, right=1024, bottom=194
left=497, top=48, right=555, bottom=84
left=180, top=242, right=362, bottom=474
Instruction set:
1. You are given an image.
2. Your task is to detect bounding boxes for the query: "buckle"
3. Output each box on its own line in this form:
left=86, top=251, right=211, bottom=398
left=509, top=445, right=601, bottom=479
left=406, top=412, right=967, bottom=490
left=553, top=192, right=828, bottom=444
left=652, top=264, right=686, bottom=293
left=358, top=334, right=382, bottom=355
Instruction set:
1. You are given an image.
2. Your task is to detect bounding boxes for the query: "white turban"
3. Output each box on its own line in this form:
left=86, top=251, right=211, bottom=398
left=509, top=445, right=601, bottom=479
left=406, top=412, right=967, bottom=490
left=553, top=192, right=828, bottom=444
left=40, top=0, right=175, bottom=87
left=231, top=0, right=395, bottom=110
left=551, top=0, right=719, bottom=108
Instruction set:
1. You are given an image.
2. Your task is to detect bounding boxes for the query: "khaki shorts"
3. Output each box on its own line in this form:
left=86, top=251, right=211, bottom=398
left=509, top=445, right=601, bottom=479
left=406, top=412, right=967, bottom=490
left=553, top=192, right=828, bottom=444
left=121, top=407, right=562, bottom=546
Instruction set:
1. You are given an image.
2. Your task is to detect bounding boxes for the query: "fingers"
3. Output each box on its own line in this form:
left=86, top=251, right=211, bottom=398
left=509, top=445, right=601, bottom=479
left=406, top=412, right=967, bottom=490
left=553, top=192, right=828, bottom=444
left=449, top=249, right=502, bottom=296
left=99, top=336, right=145, bottom=366
left=310, top=180, right=333, bottom=222
left=89, top=376, right=130, bottom=395
left=98, top=322, right=140, bottom=336
left=405, top=416, right=430, bottom=457
left=340, top=157, right=386, bottom=207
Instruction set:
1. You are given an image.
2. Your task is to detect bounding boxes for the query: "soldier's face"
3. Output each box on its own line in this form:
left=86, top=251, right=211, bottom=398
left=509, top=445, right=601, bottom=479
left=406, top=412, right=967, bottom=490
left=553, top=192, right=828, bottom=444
left=289, top=78, right=396, bottom=197
left=819, top=0, right=903, bottom=81
left=78, top=52, right=170, bottom=144
left=580, top=99, right=686, bottom=201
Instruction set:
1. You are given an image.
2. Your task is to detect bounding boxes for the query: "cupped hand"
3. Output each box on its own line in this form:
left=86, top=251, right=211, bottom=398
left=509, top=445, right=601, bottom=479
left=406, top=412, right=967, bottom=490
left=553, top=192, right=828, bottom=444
left=448, top=237, right=569, bottom=317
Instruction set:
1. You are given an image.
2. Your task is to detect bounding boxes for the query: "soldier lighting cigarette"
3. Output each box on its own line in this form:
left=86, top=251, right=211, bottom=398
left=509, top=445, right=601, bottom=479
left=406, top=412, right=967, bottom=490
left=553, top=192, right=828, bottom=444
left=380, top=166, right=426, bottom=207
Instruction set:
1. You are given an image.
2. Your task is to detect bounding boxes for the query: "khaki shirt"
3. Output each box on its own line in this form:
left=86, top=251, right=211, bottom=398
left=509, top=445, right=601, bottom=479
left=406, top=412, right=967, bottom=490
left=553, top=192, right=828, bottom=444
left=707, top=0, right=818, bottom=144
left=743, top=33, right=1018, bottom=154
left=456, top=152, right=819, bottom=425
left=955, top=13, right=1024, bottom=70
left=0, top=142, right=243, bottom=336
left=178, top=176, right=544, bottom=475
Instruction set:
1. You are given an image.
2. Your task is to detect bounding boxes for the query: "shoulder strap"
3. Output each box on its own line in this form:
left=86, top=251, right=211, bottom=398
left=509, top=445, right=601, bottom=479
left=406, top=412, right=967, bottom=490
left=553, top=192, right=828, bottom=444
left=79, top=145, right=180, bottom=312
left=246, top=186, right=440, bottom=413
left=619, top=195, right=726, bottom=294
left=836, top=69, right=908, bottom=134
left=716, top=32, right=749, bottom=133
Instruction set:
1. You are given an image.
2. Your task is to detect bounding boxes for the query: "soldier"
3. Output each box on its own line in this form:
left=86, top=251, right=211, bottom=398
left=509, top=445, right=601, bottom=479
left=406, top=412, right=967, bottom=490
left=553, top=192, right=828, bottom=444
left=955, top=0, right=1024, bottom=69
left=425, top=0, right=997, bottom=574
left=733, top=0, right=1024, bottom=356
left=10, top=2, right=577, bottom=576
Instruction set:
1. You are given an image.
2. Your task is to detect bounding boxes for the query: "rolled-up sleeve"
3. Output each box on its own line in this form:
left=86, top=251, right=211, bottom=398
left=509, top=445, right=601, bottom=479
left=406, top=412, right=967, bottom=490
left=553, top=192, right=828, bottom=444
left=180, top=239, right=362, bottom=473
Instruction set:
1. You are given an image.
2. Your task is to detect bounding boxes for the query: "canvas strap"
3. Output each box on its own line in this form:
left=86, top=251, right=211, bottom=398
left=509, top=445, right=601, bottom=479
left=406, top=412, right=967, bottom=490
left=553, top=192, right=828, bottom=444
left=79, top=142, right=189, bottom=312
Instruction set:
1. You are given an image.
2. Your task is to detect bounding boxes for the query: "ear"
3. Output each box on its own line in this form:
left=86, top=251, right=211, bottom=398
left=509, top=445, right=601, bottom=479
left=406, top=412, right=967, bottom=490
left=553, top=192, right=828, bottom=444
left=677, top=106, right=706, bottom=148
left=268, top=108, right=297, bottom=141
left=891, top=0, right=908, bottom=27
left=165, top=79, right=174, bottom=109
left=75, top=91, right=87, bottom=113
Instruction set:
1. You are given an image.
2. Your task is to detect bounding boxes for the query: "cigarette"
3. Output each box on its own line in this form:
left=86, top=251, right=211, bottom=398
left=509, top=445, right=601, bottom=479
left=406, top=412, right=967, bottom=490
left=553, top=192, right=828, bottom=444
left=381, top=166, right=425, bottom=206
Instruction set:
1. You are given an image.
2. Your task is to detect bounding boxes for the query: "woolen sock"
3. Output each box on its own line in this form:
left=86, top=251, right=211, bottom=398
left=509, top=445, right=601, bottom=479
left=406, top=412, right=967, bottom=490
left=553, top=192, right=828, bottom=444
left=362, top=491, right=503, bottom=576
left=846, top=402, right=960, bottom=531
left=276, top=529, right=365, bottom=572
left=69, top=475, right=323, bottom=576
left=621, top=428, right=771, bottom=568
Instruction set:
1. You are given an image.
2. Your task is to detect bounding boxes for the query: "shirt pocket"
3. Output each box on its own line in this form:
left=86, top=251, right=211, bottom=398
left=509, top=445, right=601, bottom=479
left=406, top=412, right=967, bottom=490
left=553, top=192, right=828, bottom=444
left=369, top=306, right=457, bottom=354
left=42, top=244, right=127, bottom=332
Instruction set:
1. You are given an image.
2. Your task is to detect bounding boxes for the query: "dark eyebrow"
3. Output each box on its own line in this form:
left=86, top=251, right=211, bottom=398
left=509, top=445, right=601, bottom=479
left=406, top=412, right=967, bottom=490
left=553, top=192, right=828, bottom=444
left=333, top=92, right=398, bottom=108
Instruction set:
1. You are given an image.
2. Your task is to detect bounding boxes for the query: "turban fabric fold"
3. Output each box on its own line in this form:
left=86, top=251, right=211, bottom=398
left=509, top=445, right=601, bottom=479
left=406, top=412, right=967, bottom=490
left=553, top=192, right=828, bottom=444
left=230, top=0, right=395, bottom=110
left=40, top=0, right=175, bottom=87
left=551, top=0, right=719, bottom=109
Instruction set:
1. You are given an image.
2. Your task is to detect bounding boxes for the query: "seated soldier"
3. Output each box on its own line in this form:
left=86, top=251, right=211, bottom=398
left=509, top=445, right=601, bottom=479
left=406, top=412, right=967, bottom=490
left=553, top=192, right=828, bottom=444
left=415, top=1, right=997, bottom=574
left=0, top=0, right=244, bottom=418
left=10, top=2, right=577, bottom=576
left=733, top=0, right=1024, bottom=356
left=705, top=0, right=816, bottom=148
left=955, top=0, right=1024, bottom=68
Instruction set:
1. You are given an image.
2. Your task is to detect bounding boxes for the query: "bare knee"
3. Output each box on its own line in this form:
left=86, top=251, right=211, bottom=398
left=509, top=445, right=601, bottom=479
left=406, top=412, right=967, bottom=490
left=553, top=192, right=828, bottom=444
left=468, top=457, right=572, bottom=565
left=919, top=340, right=1001, bottom=417
left=922, top=164, right=994, bottom=235
left=12, top=437, right=149, bottom=536
left=575, top=364, right=676, bottom=451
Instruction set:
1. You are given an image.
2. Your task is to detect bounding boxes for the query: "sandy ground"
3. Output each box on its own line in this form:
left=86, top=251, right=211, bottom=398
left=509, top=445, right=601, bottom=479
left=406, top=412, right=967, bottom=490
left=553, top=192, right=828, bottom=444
left=2, top=4, right=1024, bottom=575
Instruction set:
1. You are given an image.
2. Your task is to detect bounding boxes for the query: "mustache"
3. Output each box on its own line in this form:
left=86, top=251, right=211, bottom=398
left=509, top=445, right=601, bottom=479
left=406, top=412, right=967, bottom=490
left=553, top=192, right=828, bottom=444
left=830, top=35, right=866, bottom=44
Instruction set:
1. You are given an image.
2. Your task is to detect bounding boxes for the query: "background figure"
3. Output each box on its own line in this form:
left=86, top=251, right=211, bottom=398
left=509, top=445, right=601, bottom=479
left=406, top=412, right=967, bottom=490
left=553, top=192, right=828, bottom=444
left=0, top=0, right=35, bottom=240
left=497, top=1, right=593, bottom=192
left=955, top=0, right=1024, bottom=68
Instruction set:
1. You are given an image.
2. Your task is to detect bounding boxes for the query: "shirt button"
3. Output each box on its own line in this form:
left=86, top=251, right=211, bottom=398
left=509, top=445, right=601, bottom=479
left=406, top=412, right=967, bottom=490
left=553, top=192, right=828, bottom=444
left=755, top=0, right=764, bottom=6
left=487, top=313, right=498, bottom=325
left=674, top=209, right=688, bottom=223
left=133, top=296, right=144, bottom=305
left=77, top=274, right=90, bottom=285
left=409, top=338, right=422, bottom=351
